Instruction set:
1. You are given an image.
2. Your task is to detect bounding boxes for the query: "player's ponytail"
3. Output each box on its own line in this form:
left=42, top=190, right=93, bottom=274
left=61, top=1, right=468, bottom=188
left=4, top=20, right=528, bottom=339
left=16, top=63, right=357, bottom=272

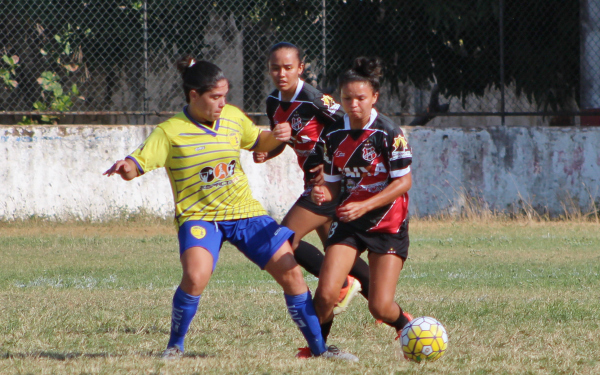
left=175, top=55, right=227, bottom=103
left=339, top=56, right=383, bottom=94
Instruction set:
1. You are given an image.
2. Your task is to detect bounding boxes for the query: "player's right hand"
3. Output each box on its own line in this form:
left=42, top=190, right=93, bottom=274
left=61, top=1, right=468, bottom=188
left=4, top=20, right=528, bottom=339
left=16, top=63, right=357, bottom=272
left=311, top=185, right=327, bottom=205
left=103, top=160, right=132, bottom=178
left=272, top=121, right=291, bottom=142
left=253, top=151, right=268, bottom=163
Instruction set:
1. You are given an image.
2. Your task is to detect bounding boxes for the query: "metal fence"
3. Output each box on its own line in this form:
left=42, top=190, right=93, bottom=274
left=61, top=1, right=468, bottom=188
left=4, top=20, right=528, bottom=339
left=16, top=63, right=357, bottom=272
left=0, top=0, right=598, bottom=125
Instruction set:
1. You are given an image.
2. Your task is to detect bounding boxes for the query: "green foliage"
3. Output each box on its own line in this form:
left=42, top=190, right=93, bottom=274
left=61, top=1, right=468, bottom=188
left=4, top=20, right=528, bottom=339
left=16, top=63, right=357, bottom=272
left=0, top=54, right=19, bottom=90
left=0, top=0, right=582, bottom=114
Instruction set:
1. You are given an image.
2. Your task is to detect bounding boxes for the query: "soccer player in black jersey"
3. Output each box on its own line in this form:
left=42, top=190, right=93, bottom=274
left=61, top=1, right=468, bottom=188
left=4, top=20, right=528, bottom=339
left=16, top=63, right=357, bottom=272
left=311, top=57, right=414, bottom=347
left=253, top=43, right=370, bottom=328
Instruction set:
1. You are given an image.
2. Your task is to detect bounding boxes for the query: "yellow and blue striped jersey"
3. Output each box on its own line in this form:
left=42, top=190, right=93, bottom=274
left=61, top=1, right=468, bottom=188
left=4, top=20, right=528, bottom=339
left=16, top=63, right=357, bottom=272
left=127, top=104, right=268, bottom=226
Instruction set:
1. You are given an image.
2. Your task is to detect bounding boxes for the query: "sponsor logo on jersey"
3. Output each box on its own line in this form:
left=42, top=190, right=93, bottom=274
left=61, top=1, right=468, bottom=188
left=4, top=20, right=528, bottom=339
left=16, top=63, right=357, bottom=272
left=199, top=160, right=236, bottom=183
left=372, top=162, right=387, bottom=176
left=297, top=135, right=312, bottom=144
left=195, top=146, right=205, bottom=151
left=321, top=94, right=341, bottom=115
left=291, top=115, right=302, bottom=131
left=200, top=166, right=215, bottom=182
left=393, top=134, right=408, bottom=151
left=390, top=150, right=412, bottom=161
left=190, top=226, right=206, bottom=239
left=334, top=151, right=345, bottom=158
left=362, top=141, right=377, bottom=161
left=343, top=166, right=370, bottom=178
left=321, top=94, right=335, bottom=108
left=353, top=181, right=387, bottom=194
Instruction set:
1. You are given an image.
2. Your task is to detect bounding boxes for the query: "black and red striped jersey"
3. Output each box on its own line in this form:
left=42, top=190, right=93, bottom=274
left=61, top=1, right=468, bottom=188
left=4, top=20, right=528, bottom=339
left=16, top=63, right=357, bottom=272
left=266, top=80, right=345, bottom=187
left=323, top=109, right=412, bottom=233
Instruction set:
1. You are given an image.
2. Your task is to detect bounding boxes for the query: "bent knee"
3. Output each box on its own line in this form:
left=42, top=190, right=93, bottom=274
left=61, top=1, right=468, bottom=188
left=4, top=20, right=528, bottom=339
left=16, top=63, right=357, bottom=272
left=368, top=301, right=394, bottom=321
left=315, top=284, right=339, bottom=308
left=277, top=266, right=307, bottom=290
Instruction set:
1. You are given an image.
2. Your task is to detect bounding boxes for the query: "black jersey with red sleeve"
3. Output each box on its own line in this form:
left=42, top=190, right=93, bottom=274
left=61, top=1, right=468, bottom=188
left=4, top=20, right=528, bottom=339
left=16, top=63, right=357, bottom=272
left=323, top=109, right=412, bottom=233
left=266, top=80, right=344, bottom=187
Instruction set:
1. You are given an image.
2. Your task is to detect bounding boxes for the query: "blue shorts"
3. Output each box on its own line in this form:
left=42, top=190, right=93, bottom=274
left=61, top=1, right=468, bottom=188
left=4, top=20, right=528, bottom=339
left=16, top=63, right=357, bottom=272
left=178, top=216, right=294, bottom=271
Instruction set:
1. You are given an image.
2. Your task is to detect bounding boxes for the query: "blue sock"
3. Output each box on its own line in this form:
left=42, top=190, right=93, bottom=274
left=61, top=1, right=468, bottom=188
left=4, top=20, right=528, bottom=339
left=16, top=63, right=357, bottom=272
left=285, top=291, right=327, bottom=355
left=167, top=287, right=201, bottom=351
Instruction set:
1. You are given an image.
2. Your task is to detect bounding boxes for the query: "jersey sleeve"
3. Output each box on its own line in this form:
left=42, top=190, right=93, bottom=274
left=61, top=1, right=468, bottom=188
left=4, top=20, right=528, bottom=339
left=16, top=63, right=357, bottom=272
left=312, top=93, right=345, bottom=126
left=127, top=126, right=170, bottom=174
left=323, top=135, right=342, bottom=182
left=238, top=109, right=263, bottom=150
left=386, top=126, right=412, bottom=178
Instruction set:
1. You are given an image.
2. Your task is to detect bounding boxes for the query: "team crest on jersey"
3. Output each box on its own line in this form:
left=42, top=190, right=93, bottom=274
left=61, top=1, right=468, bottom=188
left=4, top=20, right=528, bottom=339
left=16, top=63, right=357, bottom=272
left=362, top=141, right=377, bottom=161
left=228, top=132, right=240, bottom=148
left=190, top=226, right=206, bottom=239
left=291, top=115, right=302, bottom=131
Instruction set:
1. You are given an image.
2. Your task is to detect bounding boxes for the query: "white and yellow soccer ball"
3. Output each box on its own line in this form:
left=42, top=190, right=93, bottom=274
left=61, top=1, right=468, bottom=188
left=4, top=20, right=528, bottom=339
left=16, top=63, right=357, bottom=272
left=400, top=316, right=448, bottom=362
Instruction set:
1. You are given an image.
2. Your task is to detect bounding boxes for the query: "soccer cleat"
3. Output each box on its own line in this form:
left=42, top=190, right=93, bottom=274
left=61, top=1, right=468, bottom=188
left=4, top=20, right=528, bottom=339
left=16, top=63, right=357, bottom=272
left=295, top=347, right=312, bottom=359
left=333, top=276, right=362, bottom=315
left=319, top=345, right=359, bottom=362
left=161, top=345, right=184, bottom=360
left=395, top=311, right=414, bottom=341
left=296, top=346, right=359, bottom=362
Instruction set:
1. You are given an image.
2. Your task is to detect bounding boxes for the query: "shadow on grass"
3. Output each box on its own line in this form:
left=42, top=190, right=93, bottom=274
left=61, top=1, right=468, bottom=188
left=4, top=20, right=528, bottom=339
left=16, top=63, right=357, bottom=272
left=1, top=351, right=214, bottom=360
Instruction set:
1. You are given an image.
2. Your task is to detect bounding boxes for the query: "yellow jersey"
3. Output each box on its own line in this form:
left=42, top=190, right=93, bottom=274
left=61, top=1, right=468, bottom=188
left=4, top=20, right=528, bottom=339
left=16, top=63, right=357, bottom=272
left=127, top=104, right=268, bottom=226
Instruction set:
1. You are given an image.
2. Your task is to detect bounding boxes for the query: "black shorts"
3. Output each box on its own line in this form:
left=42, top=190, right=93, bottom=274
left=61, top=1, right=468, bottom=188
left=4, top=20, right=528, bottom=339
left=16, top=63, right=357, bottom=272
left=325, top=219, right=409, bottom=260
left=293, top=187, right=341, bottom=218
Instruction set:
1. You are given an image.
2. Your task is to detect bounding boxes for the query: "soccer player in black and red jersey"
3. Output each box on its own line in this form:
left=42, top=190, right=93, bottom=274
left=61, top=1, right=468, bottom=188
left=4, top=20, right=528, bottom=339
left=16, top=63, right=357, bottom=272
left=253, top=43, right=370, bottom=327
left=311, top=57, right=414, bottom=346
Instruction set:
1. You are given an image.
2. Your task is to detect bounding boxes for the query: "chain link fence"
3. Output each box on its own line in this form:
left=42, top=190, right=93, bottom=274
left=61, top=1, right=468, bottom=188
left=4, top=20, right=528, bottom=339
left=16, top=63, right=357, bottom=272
left=0, top=0, right=598, bottom=126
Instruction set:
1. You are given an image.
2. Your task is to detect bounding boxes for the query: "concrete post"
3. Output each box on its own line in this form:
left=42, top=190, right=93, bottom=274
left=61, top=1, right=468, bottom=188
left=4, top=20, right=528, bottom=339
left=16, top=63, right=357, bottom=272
left=580, top=0, right=600, bottom=125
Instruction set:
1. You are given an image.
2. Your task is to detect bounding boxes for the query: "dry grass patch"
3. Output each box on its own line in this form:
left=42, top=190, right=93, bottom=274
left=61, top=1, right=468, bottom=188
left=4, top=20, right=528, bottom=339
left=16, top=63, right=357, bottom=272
left=0, top=219, right=599, bottom=374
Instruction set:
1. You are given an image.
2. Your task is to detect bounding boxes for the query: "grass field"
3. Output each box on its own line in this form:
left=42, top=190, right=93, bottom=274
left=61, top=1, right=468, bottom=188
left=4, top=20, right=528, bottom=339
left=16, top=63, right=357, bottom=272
left=1, top=219, right=599, bottom=374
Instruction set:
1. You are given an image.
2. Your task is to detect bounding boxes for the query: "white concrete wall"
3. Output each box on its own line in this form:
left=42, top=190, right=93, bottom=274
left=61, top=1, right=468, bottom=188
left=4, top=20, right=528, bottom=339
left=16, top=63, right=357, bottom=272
left=1, top=125, right=599, bottom=221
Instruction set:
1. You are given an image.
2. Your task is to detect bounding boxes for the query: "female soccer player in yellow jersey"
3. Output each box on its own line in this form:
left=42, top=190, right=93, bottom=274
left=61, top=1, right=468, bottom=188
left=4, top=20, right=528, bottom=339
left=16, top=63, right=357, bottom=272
left=104, top=57, right=357, bottom=362
left=311, top=57, right=414, bottom=346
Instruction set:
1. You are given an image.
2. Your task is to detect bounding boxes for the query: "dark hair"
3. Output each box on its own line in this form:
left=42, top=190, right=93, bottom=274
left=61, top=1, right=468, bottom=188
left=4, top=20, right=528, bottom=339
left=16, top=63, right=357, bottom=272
left=338, top=56, right=383, bottom=93
left=268, top=42, right=304, bottom=63
left=176, top=56, right=227, bottom=103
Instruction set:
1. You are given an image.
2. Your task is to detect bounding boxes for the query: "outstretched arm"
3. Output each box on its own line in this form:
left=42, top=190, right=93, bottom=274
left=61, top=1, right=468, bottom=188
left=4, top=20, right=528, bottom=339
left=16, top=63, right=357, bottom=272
left=252, top=122, right=291, bottom=152
left=103, top=158, right=140, bottom=181
left=253, top=143, right=286, bottom=163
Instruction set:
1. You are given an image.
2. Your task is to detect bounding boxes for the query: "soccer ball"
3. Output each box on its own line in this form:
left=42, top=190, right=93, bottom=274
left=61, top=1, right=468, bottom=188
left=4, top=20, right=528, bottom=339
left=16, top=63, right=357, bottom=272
left=400, top=316, right=448, bottom=362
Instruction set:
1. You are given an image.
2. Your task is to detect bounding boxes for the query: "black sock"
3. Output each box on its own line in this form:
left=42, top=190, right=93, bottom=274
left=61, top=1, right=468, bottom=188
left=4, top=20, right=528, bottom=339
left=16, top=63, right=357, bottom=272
left=320, top=319, right=333, bottom=343
left=294, top=241, right=325, bottom=278
left=386, top=304, right=410, bottom=331
left=349, top=257, right=370, bottom=299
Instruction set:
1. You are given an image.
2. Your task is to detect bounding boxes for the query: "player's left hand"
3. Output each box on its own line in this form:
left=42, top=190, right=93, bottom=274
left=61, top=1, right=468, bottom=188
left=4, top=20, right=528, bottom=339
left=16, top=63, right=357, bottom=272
left=336, top=202, right=369, bottom=222
left=309, top=164, right=325, bottom=186
left=253, top=151, right=268, bottom=163
left=272, top=121, right=291, bottom=142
